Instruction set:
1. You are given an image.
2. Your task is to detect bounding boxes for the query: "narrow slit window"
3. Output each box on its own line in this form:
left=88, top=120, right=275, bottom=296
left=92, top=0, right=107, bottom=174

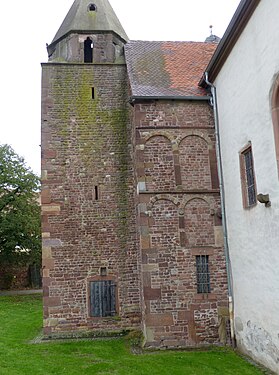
left=92, top=87, right=95, bottom=99
left=84, top=37, right=93, bottom=63
left=94, top=185, right=99, bottom=201
left=196, top=255, right=211, bottom=294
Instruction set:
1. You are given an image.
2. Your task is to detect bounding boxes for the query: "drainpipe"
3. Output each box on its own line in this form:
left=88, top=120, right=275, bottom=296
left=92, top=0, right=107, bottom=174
left=204, top=72, right=235, bottom=346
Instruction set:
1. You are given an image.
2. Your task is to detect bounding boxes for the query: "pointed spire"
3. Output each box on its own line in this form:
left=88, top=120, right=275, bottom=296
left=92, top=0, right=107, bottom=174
left=51, top=0, right=128, bottom=47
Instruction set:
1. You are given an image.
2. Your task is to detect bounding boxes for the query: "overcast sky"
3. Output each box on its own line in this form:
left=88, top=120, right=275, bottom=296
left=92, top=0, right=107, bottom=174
left=0, top=0, right=240, bottom=175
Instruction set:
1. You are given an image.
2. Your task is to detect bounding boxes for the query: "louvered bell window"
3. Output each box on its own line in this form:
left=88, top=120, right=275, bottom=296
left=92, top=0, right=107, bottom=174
left=90, top=280, right=117, bottom=317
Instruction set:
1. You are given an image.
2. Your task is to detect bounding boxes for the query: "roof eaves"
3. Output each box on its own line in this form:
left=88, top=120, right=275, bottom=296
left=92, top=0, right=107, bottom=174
left=130, top=95, right=211, bottom=101
left=200, top=0, right=260, bottom=87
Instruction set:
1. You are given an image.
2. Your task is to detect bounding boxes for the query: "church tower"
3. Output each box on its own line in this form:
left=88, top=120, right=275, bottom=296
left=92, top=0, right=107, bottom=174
left=41, top=0, right=141, bottom=336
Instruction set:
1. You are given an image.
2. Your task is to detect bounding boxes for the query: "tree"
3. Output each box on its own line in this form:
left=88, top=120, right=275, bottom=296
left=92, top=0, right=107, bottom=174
left=0, top=144, right=41, bottom=267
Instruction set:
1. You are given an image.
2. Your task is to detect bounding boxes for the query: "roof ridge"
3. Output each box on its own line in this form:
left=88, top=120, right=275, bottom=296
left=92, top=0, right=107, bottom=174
left=127, top=40, right=216, bottom=44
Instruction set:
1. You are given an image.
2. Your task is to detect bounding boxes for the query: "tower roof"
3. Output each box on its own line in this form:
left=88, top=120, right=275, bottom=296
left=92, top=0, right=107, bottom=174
left=50, top=0, right=128, bottom=46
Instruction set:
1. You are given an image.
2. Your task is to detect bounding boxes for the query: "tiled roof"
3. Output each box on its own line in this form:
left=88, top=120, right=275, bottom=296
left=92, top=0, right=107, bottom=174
left=125, top=41, right=217, bottom=98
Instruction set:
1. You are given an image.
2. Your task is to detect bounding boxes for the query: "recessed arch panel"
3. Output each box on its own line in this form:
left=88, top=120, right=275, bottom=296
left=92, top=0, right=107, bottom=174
left=179, top=135, right=211, bottom=190
left=184, top=198, right=214, bottom=246
left=144, top=135, right=176, bottom=191
left=150, top=199, right=179, bottom=250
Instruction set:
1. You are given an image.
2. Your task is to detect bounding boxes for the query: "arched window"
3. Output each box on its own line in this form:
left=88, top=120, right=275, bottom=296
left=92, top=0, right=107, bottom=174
left=271, top=76, right=279, bottom=175
left=84, top=37, right=93, bottom=63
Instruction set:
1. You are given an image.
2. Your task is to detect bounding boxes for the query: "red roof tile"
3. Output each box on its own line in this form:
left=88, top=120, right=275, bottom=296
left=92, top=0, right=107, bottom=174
left=125, top=41, right=217, bottom=97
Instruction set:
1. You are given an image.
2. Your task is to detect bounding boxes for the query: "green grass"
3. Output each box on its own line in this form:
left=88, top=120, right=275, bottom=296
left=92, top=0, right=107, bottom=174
left=0, top=295, right=265, bottom=375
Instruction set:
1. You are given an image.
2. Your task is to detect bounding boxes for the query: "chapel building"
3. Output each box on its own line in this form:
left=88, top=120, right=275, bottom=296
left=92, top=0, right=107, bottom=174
left=41, top=0, right=229, bottom=347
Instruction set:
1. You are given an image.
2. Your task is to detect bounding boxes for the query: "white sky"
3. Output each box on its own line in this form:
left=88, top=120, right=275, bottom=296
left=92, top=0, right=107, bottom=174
left=0, top=0, right=240, bottom=175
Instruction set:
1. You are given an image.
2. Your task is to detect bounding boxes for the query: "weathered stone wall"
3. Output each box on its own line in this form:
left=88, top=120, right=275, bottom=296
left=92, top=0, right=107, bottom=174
left=41, top=66, right=228, bottom=345
left=134, top=101, right=229, bottom=347
left=49, top=33, right=125, bottom=64
left=41, top=63, right=141, bottom=335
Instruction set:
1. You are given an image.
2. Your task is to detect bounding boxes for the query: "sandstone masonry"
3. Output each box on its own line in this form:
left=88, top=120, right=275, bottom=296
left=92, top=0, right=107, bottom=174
left=41, top=0, right=229, bottom=346
left=133, top=100, right=228, bottom=346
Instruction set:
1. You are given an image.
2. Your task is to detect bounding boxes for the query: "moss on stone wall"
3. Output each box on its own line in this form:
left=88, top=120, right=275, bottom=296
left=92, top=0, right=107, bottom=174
left=49, top=64, right=130, bottom=247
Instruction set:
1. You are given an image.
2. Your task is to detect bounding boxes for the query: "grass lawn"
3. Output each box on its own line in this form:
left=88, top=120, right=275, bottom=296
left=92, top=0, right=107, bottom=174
left=0, top=295, right=265, bottom=375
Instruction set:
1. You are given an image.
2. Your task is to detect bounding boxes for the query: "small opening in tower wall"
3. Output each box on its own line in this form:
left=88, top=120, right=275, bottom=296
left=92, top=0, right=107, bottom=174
left=88, top=3, right=97, bottom=11
left=84, top=37, right=93, bottom=63
left=92, top=87, right=95, bottom=99
left=100, top=267, right=107, bottom=277
left=94, top=185, right=99, bottom=201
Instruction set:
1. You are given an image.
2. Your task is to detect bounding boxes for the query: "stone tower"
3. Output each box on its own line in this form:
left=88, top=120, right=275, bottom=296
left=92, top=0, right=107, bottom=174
left=41, top=0, right=142, bottom=336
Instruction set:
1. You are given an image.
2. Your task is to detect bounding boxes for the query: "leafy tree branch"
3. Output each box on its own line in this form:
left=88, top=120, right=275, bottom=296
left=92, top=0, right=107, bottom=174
left=0, top=144, right=41, bottom=267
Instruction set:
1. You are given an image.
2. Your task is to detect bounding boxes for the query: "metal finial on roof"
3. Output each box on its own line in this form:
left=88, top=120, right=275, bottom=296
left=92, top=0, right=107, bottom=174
left=205, top=25, right=220, bottom=44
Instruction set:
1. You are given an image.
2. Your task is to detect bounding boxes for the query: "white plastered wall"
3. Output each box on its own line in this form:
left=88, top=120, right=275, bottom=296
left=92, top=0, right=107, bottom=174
left=214, top=0, right=279, bottom=373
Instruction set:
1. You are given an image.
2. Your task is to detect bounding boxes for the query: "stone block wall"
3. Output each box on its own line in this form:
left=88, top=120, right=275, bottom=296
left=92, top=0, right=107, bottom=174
left=41, top=67, right=229, bottom=345
left=41, top=63, right=142, bottom=336
left=133, top=100, right=229, bottom=347
left=48, top=32, right=125, bottom=64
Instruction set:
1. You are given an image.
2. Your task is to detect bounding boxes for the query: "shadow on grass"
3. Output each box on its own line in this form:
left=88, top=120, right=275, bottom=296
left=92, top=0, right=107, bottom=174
left=0, top=295, right=269, bottom=375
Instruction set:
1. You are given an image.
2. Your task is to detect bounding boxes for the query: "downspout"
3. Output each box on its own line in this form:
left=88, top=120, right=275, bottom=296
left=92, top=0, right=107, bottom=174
left=204, top=72, right=235, bottom=346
